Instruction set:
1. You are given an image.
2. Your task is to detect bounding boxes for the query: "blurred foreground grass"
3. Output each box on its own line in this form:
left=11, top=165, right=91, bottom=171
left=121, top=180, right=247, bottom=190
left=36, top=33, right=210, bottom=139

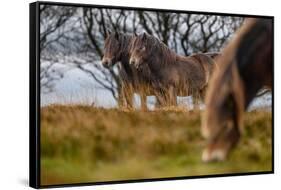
left=41, top=105, right=272, bottom=185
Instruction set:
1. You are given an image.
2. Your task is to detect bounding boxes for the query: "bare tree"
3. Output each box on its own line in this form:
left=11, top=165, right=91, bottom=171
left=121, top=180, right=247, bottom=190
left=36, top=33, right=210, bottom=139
left=40, top=5, right=77, bottom=93
left=75, top=8, right=122, bottom=101
left=40, top=5, right=244, bottom=104
left=186, top=15, right=243, bottom=53
left=72, top=8, right=136, bottom=103
left=136, top=12, right=243, bottom=55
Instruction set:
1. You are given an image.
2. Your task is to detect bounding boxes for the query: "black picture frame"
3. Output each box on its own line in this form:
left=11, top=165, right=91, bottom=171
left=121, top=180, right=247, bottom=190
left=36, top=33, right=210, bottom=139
left=30, top=1, right=274, bottom=188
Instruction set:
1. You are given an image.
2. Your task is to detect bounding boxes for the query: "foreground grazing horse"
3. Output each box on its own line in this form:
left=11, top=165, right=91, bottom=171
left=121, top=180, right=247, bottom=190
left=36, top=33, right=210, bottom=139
left=129, top=33, right=216, bottom=106
left=201, top=18, right=273, bottom=162
left=102, top=32, right=151, bottom=109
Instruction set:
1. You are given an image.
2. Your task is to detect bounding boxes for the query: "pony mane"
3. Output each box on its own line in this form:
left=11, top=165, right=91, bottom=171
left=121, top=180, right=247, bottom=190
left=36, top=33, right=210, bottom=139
left=133, top=33, right=177, bottom=65
left=105, top=32, right=134, bottom=56
left=206, top=18, right=272, bottom=108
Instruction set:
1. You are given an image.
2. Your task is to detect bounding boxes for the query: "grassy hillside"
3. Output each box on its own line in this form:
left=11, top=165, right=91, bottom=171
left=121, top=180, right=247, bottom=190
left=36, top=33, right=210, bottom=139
left=40, top=105, right=272, bottom=186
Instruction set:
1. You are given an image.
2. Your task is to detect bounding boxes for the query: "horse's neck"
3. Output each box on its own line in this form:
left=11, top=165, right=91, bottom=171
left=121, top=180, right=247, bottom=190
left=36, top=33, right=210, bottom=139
left=159, top=47, right=178, bottom=66
left=120, top=35, right=133, bottom=56
left=119, top=57, right=133, bottom=77
left=240, top=64, right=269, bottom=109
left=118, top=35, right=134, bottom=77
left=146, top=47, right=179, bottom=78
left=235, top=20, right=272, bottom=108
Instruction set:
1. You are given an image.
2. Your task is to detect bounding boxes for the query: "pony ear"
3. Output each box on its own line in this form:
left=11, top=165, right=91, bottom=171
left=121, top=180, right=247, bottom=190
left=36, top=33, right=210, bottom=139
left=105, top=29, right=109, bottom=37
left=105, top=30, right=112, bottom=38
left=142, top=32, right=147, bottom=40
left=115, top=32, right=119, bottom=40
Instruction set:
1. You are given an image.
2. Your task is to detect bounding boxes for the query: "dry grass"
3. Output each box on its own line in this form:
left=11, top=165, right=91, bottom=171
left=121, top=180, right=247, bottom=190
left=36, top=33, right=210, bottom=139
left=40, top=105, right=272, bottom=186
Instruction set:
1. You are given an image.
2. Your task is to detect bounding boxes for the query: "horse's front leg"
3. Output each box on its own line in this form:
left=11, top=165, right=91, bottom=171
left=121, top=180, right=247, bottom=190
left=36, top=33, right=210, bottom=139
left=152, top=84, right=166, bottom=108
left=140, top=92, right=147, bottom=111
left=137, top=83, right=148, bottom=110
left=192, top=90, right=200, bottom=110
left=167, top=86, right=177, bottom=106
left=155, top=86, right=177, bottom=107
left=153, top=89, right=165, bottom=108
left=120, top=82, right=134, bottom=109
left=118, top=83, right=127, bottom=108
left=155, top=94, right=165, bottom=108
left=126, top=83, right=135, bottom=109
left=199, top=85, right=208, bottom=100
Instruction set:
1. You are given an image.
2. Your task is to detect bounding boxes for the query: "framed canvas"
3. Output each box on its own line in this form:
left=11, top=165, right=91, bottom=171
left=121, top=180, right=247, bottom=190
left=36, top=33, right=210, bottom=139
left=30, top=1, right=274, bottom=188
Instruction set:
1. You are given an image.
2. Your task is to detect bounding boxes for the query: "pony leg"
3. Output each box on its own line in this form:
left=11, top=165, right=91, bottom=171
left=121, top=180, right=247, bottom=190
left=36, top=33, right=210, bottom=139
left=125, top=84, right=134, bottom=109
left=154, top=98, right=161, bottom=108
left=155, top=96, right=165, bottom=108
left=138, top=83, right=148, bottom=110
left=199, top=86, right=207, bottom=100
left=140, top=93, right=147, bottom=110
left=119, top=83, right=134, bottom=109
left=193, top=92, right=200, bottom=110
left=118, top=84, right=127, bottom=108
left=167, top=86, right=177, bottom=106
left=154, top=87, right=166, bottom=108
left=170, top=94, right=177, bottom=106
left=202, top=125, right=240, bottom=162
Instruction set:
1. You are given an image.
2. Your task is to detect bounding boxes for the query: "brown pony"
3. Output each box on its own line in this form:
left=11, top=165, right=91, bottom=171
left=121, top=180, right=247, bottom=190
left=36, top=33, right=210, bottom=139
left=129, top=33, right=216, bottom=106
left=201, top=18, right=273, bottom=162
left=102, top=32, right=150, bottom=109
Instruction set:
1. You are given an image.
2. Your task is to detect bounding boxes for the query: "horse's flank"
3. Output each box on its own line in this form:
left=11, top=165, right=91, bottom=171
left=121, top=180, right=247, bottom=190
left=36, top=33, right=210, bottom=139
left=130, top=33, right=216, bottom=100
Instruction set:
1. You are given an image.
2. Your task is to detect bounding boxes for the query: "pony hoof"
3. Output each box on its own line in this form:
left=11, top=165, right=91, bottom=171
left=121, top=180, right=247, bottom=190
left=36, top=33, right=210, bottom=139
left=202, top=147, right=227, bottom=162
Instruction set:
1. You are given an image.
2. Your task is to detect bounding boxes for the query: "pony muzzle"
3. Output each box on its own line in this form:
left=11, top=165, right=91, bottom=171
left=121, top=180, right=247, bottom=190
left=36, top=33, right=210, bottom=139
left=130, top=58, right=137, bottom=67
left=129, top=58, right=135, bottom=65
left=101, top=58, right=113, bottom=67
left=130, top=58, right=141, bottom=69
